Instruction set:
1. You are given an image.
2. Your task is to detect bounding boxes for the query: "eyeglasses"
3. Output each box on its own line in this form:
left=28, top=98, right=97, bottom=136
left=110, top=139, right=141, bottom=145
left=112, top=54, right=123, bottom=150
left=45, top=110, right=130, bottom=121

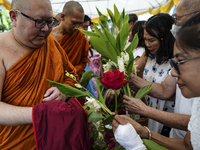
left=169, top=56, right=200, bottom=74
left=172, top=11, right=200, bottom=23
left=15, top=10, right=58, bottom=28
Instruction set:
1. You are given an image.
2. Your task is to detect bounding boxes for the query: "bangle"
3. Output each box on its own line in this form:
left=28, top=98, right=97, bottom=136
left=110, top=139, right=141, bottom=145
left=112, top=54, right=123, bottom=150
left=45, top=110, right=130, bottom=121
left=143, top=126, right=151, bottom=140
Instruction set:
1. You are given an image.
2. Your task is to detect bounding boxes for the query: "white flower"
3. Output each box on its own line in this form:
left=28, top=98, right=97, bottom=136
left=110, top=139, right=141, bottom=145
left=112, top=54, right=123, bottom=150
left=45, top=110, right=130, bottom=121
left=124, top=52, right=129, bottom=64
left=85, top=97, right=101, bottom=112
left=103, top=59, right=117, bottom=72
left=118, top=56, right=125, bottom=72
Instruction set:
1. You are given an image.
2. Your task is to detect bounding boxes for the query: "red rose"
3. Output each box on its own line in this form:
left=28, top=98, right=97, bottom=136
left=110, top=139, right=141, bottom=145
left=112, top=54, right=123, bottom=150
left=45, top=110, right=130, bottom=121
left=109, top=140, right=116, bottom=149
left=100, top=70, right=129, bottom=90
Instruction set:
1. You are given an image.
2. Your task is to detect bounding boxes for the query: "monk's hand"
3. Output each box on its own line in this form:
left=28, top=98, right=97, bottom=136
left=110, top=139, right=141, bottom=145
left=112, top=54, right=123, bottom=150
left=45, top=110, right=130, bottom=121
left=43, top=87, right=67, bottom=102
left=123, top=95, right=147, bottom=115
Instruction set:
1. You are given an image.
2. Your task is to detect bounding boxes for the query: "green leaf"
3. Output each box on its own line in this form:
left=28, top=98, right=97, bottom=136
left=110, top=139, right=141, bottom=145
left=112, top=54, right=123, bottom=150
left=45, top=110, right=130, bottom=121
left=98, top=15, right=109, bottom=32
left=114, top=4, right=120, bottom=28
left=89, top=36, right=118, bottom=63
left=135, top=84, right=152, bottom=99
left=91, top=74, right=101, bottom=78
left=123, top=14, right=129, bottom=24
left=103, top=114, right=116, bottom=126
left=47, top=79, right=89, bottom=97
left=119, top=22, right=129, bottom=51
left=107, top=8, right=115, bottom=27
left=83, top=104, right=88, bottom=110
left=126, top=51, right=134, bottom=77
left=78, top=29, right=98, bottom=37
left=79, top=70, right=93, bottom=87
left=88, top=112, right=105, bottom=123
left=120, top=8, right=125, bottom=22
left=101, top=25, right=120, bottom=56
left=126, top=33, right=139, bottom=54
left=87, top=107, right=97, bottom=116
left=95, top=78, right=106, bottom=105
left=96, top=7, right=103, bottom=16
left=94, top=24, right=105, bottom=39
left=142, top=139, right=169, bottom=150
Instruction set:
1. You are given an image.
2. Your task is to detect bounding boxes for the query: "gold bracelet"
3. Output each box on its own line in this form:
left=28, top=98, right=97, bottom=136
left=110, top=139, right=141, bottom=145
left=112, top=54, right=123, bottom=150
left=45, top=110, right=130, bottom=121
left=143, top=126, right=151, bottom=140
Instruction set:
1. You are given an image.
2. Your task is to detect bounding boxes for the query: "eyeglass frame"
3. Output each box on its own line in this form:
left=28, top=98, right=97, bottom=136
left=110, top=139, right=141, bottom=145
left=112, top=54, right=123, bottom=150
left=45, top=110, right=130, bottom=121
left=172, top=11, right=200, bottom=23
left=15, top=10, right=58, bottom=28
left=169, top=56, right=200, bottom=74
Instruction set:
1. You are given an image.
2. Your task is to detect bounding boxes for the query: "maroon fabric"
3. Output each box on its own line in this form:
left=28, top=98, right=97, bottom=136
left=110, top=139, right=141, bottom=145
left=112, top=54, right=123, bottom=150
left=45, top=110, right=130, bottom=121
left=32, top=98, right=90, bottom=150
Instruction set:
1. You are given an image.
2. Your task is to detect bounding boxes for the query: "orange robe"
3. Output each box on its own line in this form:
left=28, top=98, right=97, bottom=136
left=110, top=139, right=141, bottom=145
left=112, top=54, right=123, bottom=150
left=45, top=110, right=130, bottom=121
left=58, top=29, right=90, bottom=76
left=0, top=34, right=78, bottom=150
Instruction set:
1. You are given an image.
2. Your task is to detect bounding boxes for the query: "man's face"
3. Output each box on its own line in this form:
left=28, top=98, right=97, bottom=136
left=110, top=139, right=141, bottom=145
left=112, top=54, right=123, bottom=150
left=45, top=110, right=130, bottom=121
left=173, top=4, right=199, bottom=26
left=63, top=9, right=84, bottom=33
left=13, top=0, right=53, bottom=49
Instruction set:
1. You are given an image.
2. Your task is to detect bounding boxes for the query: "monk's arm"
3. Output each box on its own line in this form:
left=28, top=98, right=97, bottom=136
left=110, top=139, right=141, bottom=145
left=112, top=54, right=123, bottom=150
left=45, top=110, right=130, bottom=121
left=0, top=61, right=32, bottom=126
left=75, top=38, right=90, bottom=75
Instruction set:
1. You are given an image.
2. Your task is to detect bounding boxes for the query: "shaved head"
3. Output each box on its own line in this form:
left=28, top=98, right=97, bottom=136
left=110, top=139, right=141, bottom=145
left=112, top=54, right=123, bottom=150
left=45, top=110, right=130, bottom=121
left=177, top=0, right=200, bottom=12
left=62, top=1, right=84, bottom=17
left=11, top=0, right=31, bottom=12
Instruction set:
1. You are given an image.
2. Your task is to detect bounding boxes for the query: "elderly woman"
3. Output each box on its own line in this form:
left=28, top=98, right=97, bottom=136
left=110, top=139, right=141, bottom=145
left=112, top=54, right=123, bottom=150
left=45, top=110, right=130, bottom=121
left=112, top=13, right=200, bottom=150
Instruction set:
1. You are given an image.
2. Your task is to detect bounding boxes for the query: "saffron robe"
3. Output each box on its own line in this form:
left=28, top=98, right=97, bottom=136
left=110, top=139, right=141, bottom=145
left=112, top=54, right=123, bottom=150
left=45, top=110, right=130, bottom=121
left=58, top=29, right=90, bottom=76
left=0, top=34, right=79, bottom=150
left=33, top=98, right=90, bottom=150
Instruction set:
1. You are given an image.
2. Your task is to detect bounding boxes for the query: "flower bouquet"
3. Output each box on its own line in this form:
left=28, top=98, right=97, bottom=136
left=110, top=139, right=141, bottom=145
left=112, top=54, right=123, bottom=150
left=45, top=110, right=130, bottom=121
left=47, top=4, right=168, bottom=150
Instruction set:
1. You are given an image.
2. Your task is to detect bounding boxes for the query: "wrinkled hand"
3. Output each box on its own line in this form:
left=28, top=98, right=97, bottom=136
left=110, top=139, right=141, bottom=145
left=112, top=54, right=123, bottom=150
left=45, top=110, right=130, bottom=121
left=112, top=115, right=147, bottom=149
left=113, top=115, right=148, bottom=139
left=105, top=90, right=115, bottom=105
left=43, top=87, right=67, bottom=102
left=123, top=95, right=147, bottom=115
left=112, top=114, right=129, bottom=133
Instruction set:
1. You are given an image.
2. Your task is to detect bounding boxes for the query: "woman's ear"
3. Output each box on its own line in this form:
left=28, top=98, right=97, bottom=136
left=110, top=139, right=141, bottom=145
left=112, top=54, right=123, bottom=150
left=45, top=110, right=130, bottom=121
left=9, top=10, right=17, bottom=27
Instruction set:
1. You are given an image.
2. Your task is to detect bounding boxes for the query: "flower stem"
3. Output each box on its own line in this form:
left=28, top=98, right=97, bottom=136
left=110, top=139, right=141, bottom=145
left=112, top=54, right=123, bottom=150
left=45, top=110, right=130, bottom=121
left=126, top=83, right=136, bottom=120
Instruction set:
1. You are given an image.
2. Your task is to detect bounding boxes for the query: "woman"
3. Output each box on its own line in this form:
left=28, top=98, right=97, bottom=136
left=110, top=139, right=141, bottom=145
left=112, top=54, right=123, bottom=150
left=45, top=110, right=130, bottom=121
left=128, top=21, right=146, bottom=62
left=112, top=13, right=200, bottom=150
left=133, top=13, right=175, bottom=134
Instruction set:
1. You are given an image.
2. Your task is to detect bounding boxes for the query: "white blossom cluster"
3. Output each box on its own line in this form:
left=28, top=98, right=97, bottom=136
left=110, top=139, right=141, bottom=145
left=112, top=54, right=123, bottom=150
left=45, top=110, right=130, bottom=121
left=85, top=97, right=101, bottom=112
left=103, top=51, right=130, bottom=73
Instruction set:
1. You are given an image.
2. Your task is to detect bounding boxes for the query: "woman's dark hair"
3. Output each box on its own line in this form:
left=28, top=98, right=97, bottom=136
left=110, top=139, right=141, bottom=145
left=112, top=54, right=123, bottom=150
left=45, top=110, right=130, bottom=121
left=132, top=21, right=146, bottom=48
left=144, top=13, right=175, bottom=64
left=175, top=13, right=200, bottom=54
left=84, top=15, right=91, bottom=22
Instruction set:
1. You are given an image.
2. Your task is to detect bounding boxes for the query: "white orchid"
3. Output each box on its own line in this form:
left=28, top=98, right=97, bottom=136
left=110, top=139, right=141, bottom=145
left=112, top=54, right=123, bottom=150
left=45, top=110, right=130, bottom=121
left=117, top=55, right=125, bottom=72
left=103, top=59, right=117, bottom=72
left=85, top=97, right=101, bottom=112
left=123, top=52, right=129, bottom=65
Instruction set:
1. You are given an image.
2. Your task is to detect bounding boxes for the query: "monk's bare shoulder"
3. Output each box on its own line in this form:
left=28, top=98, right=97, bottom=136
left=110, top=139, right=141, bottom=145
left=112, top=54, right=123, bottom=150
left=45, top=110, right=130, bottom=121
left=0, top=31, right=26, bottom=71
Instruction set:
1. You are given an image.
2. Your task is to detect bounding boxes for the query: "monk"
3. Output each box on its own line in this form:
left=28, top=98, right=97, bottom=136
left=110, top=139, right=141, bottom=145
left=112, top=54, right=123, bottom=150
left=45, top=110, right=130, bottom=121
left=0, top=0, right=90, bottom=149
left=55, top=12, right=62, bottom=26
left=52, top=1, right=90, bottom=76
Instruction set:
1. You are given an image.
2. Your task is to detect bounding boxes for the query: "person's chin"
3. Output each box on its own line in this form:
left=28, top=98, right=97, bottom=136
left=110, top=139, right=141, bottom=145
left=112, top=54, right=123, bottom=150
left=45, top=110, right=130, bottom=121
left=180, top=87, right=193, bottom=99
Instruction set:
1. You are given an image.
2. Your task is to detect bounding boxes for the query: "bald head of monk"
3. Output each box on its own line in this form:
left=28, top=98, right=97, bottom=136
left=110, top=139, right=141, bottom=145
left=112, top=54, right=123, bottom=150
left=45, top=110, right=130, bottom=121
left=174, top=0, right=200, bottom=26
left=10, top=0, right=55, bottom=49
left=60, top=1, right=84, bottom=33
